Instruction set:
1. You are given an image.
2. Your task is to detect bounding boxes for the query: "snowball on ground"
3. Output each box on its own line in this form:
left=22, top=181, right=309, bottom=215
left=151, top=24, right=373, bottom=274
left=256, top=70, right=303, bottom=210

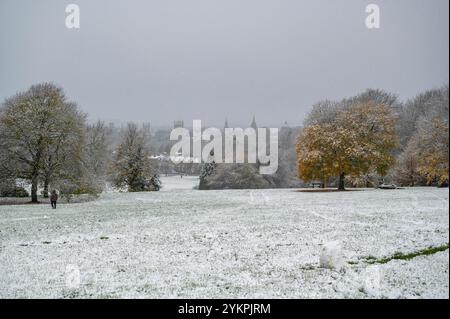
left=320, top=241, right=344, bottom=270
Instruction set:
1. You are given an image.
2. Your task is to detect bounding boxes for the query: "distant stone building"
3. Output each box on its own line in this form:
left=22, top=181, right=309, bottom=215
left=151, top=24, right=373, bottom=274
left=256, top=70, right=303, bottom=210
left=173, top=120, right=184, bottom=128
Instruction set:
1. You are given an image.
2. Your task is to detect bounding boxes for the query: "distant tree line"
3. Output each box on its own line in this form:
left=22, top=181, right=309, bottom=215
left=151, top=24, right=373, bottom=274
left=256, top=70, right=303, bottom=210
left=296, top=86, right=449, bottom=189
left=394, top=85, right=449, bottom=187
left=1, top=82, right=447, bottom=199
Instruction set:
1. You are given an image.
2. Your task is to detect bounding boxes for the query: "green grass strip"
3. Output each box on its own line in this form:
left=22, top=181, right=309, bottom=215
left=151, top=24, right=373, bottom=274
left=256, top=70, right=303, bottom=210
left=364, top=243, right=449, bottom=265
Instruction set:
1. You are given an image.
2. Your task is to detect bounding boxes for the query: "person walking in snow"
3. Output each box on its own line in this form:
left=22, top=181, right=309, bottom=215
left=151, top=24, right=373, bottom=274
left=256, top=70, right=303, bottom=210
left=50, top=190, right=58, bottom=209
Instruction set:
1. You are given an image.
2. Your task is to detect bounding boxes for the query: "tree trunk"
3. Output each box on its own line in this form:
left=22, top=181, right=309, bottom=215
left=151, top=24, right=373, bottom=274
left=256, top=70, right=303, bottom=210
left=31, top=176, right=39, bottom=203
left=338, top=172, right=346, bottom=191
left=43, top=178, right=49, bottom=198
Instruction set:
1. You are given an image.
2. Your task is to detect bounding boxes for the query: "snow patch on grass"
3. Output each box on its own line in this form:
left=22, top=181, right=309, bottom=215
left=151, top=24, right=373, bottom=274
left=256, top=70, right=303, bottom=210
left=0, top=179, right=448, bottom=298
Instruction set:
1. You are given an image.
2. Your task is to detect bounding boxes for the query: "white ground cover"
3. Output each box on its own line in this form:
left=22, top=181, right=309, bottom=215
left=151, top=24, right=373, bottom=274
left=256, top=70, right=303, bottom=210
left=0, top=176, right=448, bottom=298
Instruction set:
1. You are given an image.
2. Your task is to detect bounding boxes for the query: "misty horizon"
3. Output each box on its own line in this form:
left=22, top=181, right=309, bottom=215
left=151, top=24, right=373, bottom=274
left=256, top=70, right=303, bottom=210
left=1, top=0, right=449, bottom=127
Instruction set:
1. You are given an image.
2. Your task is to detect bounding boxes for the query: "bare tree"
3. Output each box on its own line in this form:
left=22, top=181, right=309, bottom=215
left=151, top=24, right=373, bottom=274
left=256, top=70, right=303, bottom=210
left=0, top=83, right=85, bottom=202
left=40, top=100, right=85, bottom=197
left=80, top=121, right=112, bottom=193
left=397, top=85, right=448, bottom=149
left=343, top=88, right=400, bottom=108
left=393, top=85, right=449, bottom=186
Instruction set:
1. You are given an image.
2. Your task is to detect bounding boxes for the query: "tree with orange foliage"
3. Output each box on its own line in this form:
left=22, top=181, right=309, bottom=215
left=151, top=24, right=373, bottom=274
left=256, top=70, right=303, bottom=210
left=296, top=102, right=398, bottom=190
left=409, top=117, right=448, bottom=186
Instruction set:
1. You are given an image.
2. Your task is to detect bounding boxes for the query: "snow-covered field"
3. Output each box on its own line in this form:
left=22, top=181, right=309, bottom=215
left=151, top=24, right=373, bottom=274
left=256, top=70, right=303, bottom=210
left=0, top=176, right=448, bottom=298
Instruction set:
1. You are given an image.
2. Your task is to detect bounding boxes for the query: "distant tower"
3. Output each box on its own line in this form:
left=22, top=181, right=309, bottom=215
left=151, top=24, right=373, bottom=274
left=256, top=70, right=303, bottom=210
left=250, top=115, right=259, bottom=167
left=224, top=118, right=229, bottom=129
left=250, top=115, right=257, bottom=130
left=173, top=120, right=184, bottom=128
left=142, top=122, right=151, bottom=132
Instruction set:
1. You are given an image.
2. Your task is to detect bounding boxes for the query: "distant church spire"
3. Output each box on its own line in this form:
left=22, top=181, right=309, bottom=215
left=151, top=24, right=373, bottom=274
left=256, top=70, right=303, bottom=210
left=250, top=114, right=257, bottom=129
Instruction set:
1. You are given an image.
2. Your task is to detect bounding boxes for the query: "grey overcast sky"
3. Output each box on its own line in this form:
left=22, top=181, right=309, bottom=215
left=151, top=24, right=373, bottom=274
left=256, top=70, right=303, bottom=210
left=0, top=0, right=448, bottom=127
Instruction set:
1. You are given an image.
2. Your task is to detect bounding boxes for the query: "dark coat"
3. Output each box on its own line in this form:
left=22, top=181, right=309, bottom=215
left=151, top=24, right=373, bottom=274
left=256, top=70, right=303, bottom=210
left=50, top=192, right=58, bottom=201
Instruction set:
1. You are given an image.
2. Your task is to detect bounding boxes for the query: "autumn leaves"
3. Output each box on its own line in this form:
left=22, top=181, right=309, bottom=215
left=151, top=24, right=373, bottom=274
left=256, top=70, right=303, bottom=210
left=296, top=101, right=398, bottom=190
